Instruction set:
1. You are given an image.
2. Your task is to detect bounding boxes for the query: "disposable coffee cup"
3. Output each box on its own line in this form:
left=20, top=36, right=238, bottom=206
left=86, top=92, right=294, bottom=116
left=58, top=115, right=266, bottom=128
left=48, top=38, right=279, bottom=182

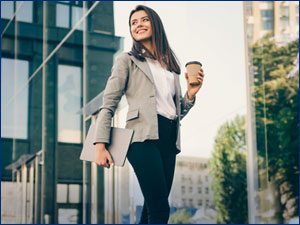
left=185, top=61, right=202, bottom=85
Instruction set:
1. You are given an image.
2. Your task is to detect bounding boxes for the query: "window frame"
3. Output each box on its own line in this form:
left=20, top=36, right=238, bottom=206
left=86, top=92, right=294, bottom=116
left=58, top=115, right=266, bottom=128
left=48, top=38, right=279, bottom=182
left=56, top=63, right=83, bottom=144
left=1, top=56, right=31, bottom=140
left=1, top=1, right=34, bottom=23
left=56, top=1, right=83, bottom=30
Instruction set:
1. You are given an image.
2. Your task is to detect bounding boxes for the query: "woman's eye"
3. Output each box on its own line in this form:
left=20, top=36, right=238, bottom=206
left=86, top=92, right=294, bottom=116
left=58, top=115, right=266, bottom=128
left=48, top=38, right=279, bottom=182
left=131, top=18, right=148, bottom=26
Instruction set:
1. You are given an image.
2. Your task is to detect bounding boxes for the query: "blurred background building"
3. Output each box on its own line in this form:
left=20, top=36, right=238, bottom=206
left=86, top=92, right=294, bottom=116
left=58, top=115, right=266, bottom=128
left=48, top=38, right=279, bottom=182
left=169, top=156, right=215, bottom=224
left=169, top=156, right=213, bottom=209
left=245, top=1, right=299, bottom=45
left=1, top=1, right=299, bottom=224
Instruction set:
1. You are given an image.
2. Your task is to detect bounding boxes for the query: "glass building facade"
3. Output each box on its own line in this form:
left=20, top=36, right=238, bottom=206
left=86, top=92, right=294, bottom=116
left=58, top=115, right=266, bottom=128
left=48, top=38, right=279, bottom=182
left=244, top=1, right=299, bottom=224
left=1, top=1, right=299, bottom=224
left=1, top=1, right=123, bottom=224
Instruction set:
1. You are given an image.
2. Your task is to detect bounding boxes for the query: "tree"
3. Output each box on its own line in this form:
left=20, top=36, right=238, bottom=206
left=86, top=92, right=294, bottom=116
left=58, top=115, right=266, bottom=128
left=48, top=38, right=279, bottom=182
left=208, top=37, right=298, bottom=224
left=251, top=36, right=299, bottom=222
left=209, top=115, right=248, bottom=224
left=168, top=208, right=192, bottom=224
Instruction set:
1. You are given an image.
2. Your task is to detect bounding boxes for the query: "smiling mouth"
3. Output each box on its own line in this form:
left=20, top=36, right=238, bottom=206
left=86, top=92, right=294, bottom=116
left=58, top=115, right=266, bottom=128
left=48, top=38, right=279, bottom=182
left=137, top=29, right=147, bottom=34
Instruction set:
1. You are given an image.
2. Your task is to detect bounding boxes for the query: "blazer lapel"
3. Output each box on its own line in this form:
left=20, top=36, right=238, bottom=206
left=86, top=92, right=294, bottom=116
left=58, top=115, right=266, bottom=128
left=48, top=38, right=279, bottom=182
left=129, top=55, right=155, bottom=84
left=129, top=54, right=180, bottom=109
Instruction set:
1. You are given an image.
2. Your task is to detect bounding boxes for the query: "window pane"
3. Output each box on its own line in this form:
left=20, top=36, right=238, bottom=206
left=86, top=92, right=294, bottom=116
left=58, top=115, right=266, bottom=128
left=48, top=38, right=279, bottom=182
left=198, top=199, right=202, bottom=206
left=56, top=3, right=70, bottom=28
left=15, top=60, right=29, bottom=139
left=206, top=200, right=209, bottom=207
left=58, top=208, right=79, bottom=224
left=57, top=65, right=82, bottom=143
left=280, top=17, right=289, bottom=28
left=1, top=58, right=29, bottom=139
left=280, top=4, right=290, bottom=29
left=57, top=184, right=68, bottom=203
left=1, top=58, right=14, bottom=138
left=261, top=9, right=274, bottom=30
left=1, top=58, right=15, bottom=105
left=71, top=6, right=83, bottom=30
left=69, top=184, right=80, bottom=203
left=16, top=1, right=33, bottom=23
left=1, top=1, right=14, bottom=20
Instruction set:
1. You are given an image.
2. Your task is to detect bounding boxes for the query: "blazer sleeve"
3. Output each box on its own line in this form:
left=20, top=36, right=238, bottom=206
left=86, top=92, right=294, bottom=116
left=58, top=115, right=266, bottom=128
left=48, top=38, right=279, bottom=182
left=180, top=91, right=196, bottom=120
left=93, top=53, right=129, bottom=145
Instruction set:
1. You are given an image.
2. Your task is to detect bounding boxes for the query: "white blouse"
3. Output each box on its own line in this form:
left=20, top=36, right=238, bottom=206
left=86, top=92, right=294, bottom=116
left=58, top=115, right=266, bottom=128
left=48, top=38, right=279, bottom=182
left=146, top=57, right=178, bottom=120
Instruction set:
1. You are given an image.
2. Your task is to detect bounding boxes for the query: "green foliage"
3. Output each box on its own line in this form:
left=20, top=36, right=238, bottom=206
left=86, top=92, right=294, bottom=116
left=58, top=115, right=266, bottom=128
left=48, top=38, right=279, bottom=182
left=168, top=208, right=192, bottom=224
left=208, top=115, right=248, bottom=224
left=252, top=37, right=299, bottom=221
left=207, top=36, right=298, bottom=224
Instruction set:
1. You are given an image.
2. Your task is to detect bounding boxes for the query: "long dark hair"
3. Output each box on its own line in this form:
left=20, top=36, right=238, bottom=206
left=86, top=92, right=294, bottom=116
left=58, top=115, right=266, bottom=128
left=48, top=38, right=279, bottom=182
left=129, top=5, right=181, bottom=74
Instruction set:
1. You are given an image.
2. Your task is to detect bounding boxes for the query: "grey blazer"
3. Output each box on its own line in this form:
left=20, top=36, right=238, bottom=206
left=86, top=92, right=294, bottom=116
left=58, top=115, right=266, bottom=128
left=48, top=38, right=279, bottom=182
left=93, top=52, right=196, bottom=154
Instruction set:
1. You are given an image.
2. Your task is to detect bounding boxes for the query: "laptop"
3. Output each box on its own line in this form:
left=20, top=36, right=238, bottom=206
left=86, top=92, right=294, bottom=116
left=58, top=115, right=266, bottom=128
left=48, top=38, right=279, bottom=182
left=80, top=123, right=134, bottom=167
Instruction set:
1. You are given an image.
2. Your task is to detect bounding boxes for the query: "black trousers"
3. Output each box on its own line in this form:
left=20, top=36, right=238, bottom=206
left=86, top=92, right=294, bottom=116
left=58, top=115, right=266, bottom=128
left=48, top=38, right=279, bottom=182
left=127, top=114, right=178, bottom=224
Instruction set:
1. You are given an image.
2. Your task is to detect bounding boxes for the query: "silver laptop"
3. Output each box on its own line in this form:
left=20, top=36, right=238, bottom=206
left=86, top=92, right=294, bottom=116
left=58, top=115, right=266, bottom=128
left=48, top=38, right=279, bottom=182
left=80, top=123, right=134, bottom=167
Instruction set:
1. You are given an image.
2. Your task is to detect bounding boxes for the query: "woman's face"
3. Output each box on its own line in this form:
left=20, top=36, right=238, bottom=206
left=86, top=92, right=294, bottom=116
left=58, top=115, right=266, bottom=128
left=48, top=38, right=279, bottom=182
left=130, top=10, right=152, bottom=43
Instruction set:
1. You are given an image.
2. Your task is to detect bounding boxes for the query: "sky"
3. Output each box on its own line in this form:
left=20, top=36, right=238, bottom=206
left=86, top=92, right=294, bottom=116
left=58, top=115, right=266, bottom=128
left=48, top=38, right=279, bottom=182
left=114, top=1, right=247, bottom=158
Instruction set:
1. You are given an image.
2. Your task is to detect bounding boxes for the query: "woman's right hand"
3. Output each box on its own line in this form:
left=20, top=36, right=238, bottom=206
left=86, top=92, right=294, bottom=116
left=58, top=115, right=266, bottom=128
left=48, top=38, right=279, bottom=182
left=95, top=143, right=114, bottom=168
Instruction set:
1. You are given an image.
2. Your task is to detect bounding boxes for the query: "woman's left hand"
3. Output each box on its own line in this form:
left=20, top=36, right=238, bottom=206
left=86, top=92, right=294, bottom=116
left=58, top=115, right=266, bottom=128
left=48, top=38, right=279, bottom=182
left=184, top=68, right=205, bottom=100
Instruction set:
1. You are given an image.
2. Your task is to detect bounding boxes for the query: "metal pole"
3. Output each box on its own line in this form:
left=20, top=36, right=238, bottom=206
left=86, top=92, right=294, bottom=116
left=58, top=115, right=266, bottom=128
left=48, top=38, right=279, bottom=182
left=243, top=2, right=259, bottom=224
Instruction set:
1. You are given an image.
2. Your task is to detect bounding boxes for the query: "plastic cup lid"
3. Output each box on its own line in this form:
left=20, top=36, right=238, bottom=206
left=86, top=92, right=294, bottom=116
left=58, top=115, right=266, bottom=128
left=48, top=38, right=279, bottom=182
left=185, top=61, right=202, bottom=67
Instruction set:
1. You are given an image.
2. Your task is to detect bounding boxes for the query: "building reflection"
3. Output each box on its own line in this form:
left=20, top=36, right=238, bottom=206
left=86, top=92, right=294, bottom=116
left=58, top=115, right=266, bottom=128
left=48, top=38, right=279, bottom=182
left=1, top=1, right=122, bottom=224
left=244, top=1, right=299, bottom=224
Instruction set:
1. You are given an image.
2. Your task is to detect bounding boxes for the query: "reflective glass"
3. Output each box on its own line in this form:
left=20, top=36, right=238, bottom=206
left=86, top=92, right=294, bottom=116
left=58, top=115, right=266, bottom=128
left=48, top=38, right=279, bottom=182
left=16, top=1, right=33, bottom=23
left=261, top=9, right=274, bottom=30
left=57, top=65, right=82, bottom=143
left=69, top=184, right=81, bottom=203
left=58, top=208, right=79, bottom=224
left=72, top=6, right=83, bottom=31
left=244, top=1, right=299, bottom=223
left=57, top=184, right=68, bottom=203
left=1, top=1, right=13, bottom=20
left=1, top=58, right=29, bottom=139
left=56, top=3, right=70, bottom=28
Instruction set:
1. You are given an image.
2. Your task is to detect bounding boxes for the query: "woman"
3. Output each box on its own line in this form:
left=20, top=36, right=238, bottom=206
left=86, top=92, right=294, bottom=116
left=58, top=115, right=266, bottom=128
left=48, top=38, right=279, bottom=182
left=93, top=5, right=204, bottom=224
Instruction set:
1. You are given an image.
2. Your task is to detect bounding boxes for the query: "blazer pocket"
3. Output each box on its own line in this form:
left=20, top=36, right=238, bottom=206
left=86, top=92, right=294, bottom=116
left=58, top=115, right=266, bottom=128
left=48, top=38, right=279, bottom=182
left=126, top=108, right=139, bottom=121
